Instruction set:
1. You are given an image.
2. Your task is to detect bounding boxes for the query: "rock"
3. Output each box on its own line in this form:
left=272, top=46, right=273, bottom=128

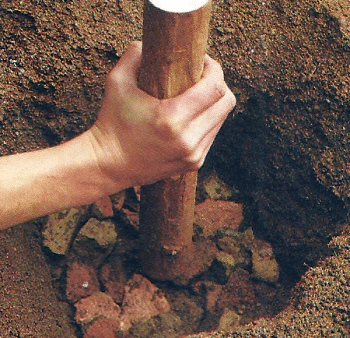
left=99, top=261, right=128, bottom=304
left=204, top=282, right=223, bottom=312
left=191, top=281, right=223, bottom=312
left=216, top=268, right=256, bottom=315
left=119, top=274, right=170, bottom=331
left=216, top=227, right=255, bottom=254
left=216, top=234, right=250, bottom=268
left=121, top=208, right=139, bottom=230
left=201, top=170, right=234, bottom=200
left=169, top=291, right=204, bottom=333
left=110, top=190, right=126, bottom=210
left=66, top=261, right=100, bottom=303
left=74, top=292, right=121, bottom=327
left=71, top=218, right=117, bottom=268
left=42, top=208, right=83, bottom=255
left=83, top=318, right=121, bottom=338
left=195, top=199, right=243, bottom=237
left=251, top=239, right=280, bottom=283
left=91, top=195, right=114, bottom=219
left=127, top=313, right=183, bottom=338
left=213, top=251, right=241, bottom=282
left=217, top=308, right=241, bottom=332
left=79, top=218, right=117, bottom=248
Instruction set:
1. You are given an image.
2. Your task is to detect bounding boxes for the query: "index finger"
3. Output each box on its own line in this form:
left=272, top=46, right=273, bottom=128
left=109, top=41, right=143, bottom=87
left=161, top=55, right=234, bottom=121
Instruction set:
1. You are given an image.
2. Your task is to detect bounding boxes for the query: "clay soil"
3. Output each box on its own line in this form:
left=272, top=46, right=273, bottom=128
left=1, top=0, right=350, bottom=337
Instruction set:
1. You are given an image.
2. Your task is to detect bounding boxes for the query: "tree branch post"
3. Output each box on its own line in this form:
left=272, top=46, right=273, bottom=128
left=138, top=0, right=212, bottom=284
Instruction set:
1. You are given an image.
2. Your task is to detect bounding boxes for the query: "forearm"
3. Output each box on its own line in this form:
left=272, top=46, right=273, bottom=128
left=0, top=131, right=124, bottom=230
left=0, top=43, right=235, bottom=230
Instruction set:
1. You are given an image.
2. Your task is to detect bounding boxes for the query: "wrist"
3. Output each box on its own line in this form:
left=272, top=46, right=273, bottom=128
left=82, top=126, right=131, bottom=196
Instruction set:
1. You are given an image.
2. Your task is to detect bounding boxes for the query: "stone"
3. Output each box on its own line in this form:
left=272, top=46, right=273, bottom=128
left=217, top=308, right=241, bottom=332
left=214, top=251, right=240, bottom=280
left=201, top=170, right=234, bottom=200
left=127, top=313, right=182, bottom=338
left=195, top=199, right=243, bottom=237
left=119, top=274, right=170, bottom=331
left=121, top=208, right=139, bottom=230
left=42, top=208, right=83, bottom=255
left=74, top=292, right=121, bottom=327
left=83, top=318, right=121, bottom=338
left=216, top=268, right=256, bottom=314
left=170, top=291, right=204, bottom=332
left=99, top=261, right=127, bottom=304
left=110, top=190, right=126, bottom=210
left=66, top=261, right=100, bottom=303
left=91, top=195, right=114, bottom=219
left=191, top=280, right=223, bottom=312
left=251, top=239, right=280, bottom=283
left=71, top=218, right=117, bottom=268
left=204, top=282, right=223, bottom=312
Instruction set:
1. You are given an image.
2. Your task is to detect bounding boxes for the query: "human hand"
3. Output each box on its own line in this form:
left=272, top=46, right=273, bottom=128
left=88, top=41, right=236, bottom=192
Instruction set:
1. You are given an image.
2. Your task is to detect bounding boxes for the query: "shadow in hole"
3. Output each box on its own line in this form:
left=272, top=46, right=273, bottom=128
left=206, top=91, right=348, bottom=283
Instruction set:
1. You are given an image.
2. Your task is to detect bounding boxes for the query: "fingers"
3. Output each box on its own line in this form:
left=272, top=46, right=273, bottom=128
left=147, top=53, right=235, bottom=164
left=179, top=102, right=230, bottom=169
left=186, top=86, right=235, bottom=140
left=108, top=41, right=143, bottom=86
left=161, top=55, right=234, bottom=123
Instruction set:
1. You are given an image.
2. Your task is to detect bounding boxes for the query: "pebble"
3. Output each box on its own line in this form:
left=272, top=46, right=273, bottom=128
left=251, top=239, right=280, bottom=283
left=119, top=274, right=170, bottom=331
left=74, top=292, right=121, bottom=327
left=91, top=195, right=114, bottom=219
left=66, top=261, right=100, bottom=303
left=83, top=318, right=121, bottom=338
left=42, top=207, right=83, bottom=255
left=71, top=218, right=117, bottom=268
left=195, top=199, right=243, bottom=237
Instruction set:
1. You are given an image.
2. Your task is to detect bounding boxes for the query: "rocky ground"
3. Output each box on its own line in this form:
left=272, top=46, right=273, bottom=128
left=0, top=0, right=349, bottom=337
left=40, top=175, right=289, bottom=337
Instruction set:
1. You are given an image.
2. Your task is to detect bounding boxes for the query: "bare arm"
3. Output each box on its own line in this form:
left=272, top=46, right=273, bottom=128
left=0, top=42, right=235, bottom=229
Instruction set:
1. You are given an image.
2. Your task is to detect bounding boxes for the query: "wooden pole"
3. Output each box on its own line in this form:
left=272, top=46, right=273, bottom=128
left=138, top=0, right=212, bottom=283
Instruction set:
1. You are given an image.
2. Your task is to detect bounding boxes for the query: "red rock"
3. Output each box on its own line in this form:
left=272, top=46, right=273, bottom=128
left=121, top=208, right=139, bottom=229
left=71, top=218, right=118, bottom=269
left=191, top=280, right=222, bottom=311
left=170, top=290, right=204, bottom=330
left=119, top=274, right=170, bottom=331
left=66, top=261, right=100, bottom=303
left=92, top=196, right=114, bottom=218
left=83, top=318, right=121, bottom=338
left=195, top=200, right=243, bottom=237
left=99, top=261, right=127, bottom=304
left=204, top=281, right=223, bottom=311
left=75, top=292, right=121, bottom=327
left=110, top=190, right=126, bottom=210
left=216, top=268, right=256, bottom=313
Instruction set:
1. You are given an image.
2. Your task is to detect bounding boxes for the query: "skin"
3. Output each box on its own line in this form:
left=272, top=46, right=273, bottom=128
left=0, top=42, right=235, bottom=230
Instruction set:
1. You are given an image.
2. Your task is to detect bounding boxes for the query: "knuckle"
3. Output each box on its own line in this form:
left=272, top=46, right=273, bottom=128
left=212, top=77, right=227, bottom=98
left=183, top=152, right=203, bottom=171
left=211, top=58, right=224, bottom=75
left=153, top=102, right=183, bottom=139
left=105, top=69, right=122, bottom=90
left=153, top=116, right=180, bottom=140
left=229, top=91, right=237, bottom=107
left=180, top=140, right=200, bottom=163
left=208, top=56, right=225, bottom=79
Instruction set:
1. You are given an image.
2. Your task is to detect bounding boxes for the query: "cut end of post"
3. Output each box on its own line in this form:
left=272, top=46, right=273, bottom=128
left=149, top=0, right=210, bottom=13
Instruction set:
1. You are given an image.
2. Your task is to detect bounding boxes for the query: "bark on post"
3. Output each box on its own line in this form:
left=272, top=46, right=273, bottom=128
left=138, top=0, right=212, bottom=283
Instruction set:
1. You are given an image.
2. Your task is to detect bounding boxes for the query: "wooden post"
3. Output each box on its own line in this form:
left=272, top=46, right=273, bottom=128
left=138, top=0, right=212, bottom=284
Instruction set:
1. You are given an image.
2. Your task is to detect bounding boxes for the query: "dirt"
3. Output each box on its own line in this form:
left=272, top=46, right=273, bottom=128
left=0, top=0, right=350, bottom=337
